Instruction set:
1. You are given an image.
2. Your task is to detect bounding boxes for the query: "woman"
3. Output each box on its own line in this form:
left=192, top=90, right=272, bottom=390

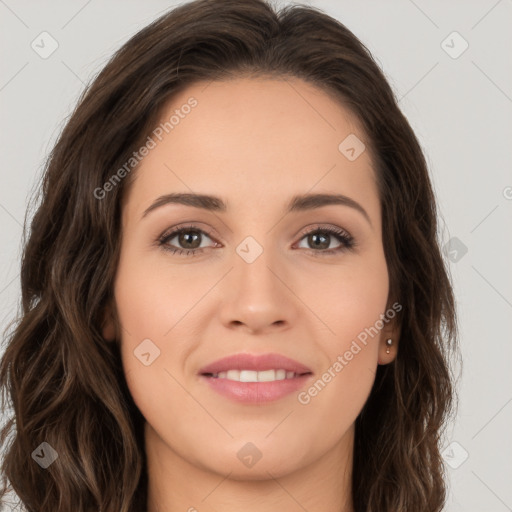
left=0, top=0, right=458, bottom=511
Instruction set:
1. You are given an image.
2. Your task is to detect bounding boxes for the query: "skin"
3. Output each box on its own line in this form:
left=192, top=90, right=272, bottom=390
left=102, top=77, right=399, bottom=512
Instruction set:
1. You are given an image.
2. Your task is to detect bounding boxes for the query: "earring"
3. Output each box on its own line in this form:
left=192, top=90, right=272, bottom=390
left=385, top=338, right=393, bottom=354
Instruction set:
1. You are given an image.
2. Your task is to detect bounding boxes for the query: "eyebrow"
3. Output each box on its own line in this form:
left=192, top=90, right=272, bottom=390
left=141, top=192, right=372, bottom=227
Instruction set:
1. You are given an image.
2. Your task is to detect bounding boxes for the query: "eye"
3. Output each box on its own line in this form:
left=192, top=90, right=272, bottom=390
left=157, top=224, right=218, bottom=256
left=157, top=223, right=356, bottom=257
left=295, top=225, right=355, bottom=255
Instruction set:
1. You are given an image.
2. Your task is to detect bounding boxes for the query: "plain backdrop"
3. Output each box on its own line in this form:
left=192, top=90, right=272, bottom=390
left=1, top=1, right=511, bottom=511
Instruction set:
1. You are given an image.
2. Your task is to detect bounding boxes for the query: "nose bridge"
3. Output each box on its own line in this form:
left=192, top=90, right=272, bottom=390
left=218, top=232, right=296, bottom=332
left=234, top=232, right=283, bottom=301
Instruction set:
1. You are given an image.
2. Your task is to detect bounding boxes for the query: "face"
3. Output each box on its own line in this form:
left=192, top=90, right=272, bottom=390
left=103, top=77, right=398, bottom=480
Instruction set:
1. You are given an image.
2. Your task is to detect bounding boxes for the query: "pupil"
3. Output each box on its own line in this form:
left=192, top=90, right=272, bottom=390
left=311, top=233, right=329, bottom=249
left=180, top=231, right=201, bottom=249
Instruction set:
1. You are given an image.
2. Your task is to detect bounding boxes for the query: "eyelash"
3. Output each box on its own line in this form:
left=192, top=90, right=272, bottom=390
left=156, top=223, right=356, bottom=257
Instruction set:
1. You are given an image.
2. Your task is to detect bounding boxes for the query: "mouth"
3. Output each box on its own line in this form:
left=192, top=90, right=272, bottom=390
left=201, top=369, right=312, bottom=382
left=198, top=352, right=312, bottom=375
left=198, top=353, right=313, bottom=403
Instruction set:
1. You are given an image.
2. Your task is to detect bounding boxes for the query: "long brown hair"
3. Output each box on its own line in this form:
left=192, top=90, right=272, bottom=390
left=0, top=0, right=458, bottom=510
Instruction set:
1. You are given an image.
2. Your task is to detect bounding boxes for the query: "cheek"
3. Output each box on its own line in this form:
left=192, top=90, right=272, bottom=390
left=113, top=255, right=199, bottom=442
left=112, top=245, right=212, bottom=410
left=303, top=250, right=389, bottom=347
left=297, top=344, right=375, bottom=449
left=292, top=253, right=388, bottom=424
left=297, top=264, right=388, bottom=433
left=112, top=243, right=207, bottom=344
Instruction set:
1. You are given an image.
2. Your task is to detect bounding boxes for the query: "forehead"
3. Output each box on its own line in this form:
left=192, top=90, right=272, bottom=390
left=123, top=77, right=379, bottom=222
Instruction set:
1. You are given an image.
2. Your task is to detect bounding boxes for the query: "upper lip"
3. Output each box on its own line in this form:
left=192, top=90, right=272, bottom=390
left=198, top=353, right=313, bottom=375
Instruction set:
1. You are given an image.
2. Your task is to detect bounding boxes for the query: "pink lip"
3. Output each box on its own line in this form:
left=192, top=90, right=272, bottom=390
left=200, top=375, right=313, bottom=403
left=198, top=352, right=312, bottom=375
left=198, top=353, right=313, bottom=404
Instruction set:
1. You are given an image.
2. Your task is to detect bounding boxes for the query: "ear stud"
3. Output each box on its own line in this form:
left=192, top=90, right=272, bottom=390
left=385, top=338, right=393, bottom=354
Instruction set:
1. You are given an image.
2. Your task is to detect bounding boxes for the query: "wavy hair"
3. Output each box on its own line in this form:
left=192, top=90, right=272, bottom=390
left=0, top=0, right=458, bottom=510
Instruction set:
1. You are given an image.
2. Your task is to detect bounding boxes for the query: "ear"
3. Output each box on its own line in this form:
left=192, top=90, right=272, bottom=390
left=377, top=315, right=400, bottom=365
left=100, top=303, right=117, bottom=342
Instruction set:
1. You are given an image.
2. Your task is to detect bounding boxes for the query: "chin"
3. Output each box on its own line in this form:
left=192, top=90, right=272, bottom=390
left=191, top=439, right=312, bottom=481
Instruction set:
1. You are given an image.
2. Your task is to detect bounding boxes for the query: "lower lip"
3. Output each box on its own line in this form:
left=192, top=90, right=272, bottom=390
left=200, top=374, right=312, bottom=403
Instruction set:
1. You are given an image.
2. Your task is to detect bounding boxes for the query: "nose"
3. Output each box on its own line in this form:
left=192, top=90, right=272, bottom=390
left=217, top=244, right=299, bottom=335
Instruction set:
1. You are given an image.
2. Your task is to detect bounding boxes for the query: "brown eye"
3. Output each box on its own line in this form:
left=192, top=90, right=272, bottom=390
left=158, top=225, right=217, bottom=256
left=306, top=231, right=331, bottom=250
left=296, top=226, right=355, bottom=255
left=175, top=230, right=202, bottom=249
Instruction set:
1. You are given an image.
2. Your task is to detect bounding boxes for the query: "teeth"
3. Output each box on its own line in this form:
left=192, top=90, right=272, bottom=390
left=257, top=369, right=276, bottom=382
left=240, top=370, right=258, bottom=382
left=210, top=369, right=300, bottom=382
left=226, top=369, right=240, bottom=381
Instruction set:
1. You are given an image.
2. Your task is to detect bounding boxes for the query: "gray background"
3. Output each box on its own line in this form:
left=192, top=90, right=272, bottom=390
left=1, top=1, right=511, bottom=510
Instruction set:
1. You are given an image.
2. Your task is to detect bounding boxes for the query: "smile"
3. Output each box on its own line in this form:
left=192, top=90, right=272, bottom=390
left=205, top=369, right=305, bottom=382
